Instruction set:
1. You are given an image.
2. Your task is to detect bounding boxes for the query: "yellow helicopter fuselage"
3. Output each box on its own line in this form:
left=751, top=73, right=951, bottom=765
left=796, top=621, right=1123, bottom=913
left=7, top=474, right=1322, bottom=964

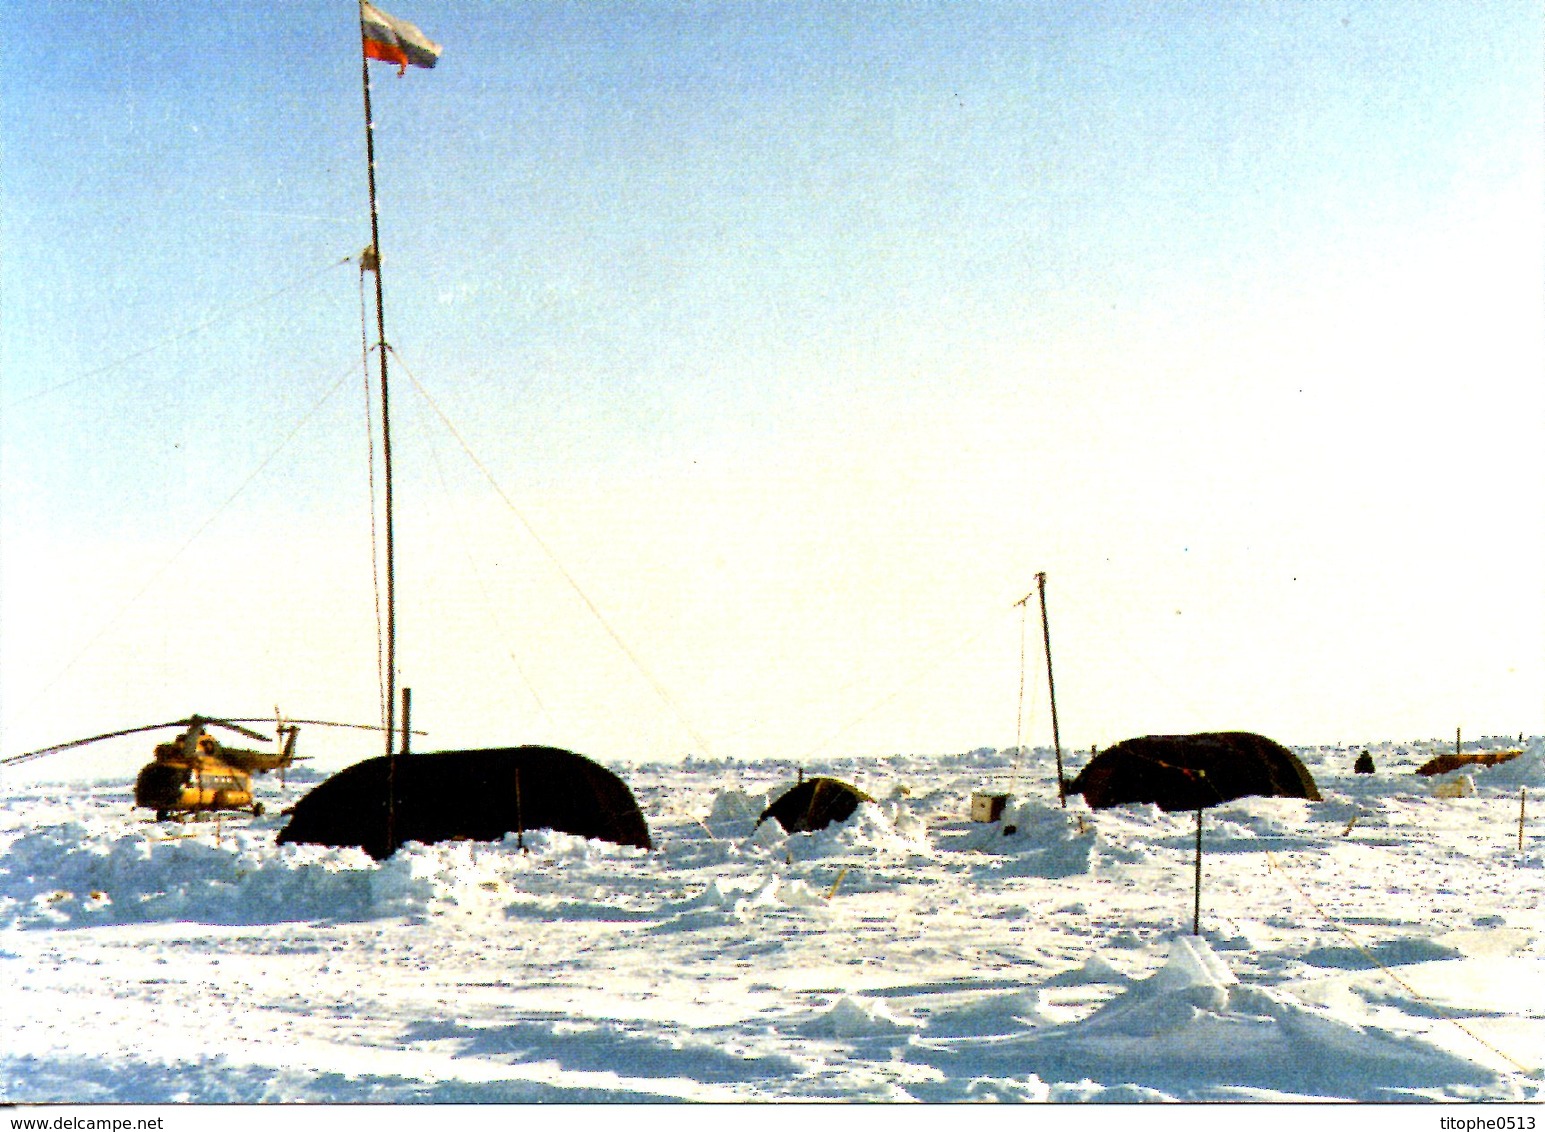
left=133, top=741, right=263, bottom=820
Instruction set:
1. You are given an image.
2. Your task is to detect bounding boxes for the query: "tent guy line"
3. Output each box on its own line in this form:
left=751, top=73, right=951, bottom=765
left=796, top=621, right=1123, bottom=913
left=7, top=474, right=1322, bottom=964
left=416, top=412, right=560, bottom=736
left=1263, top=847, right=1531, bottom=1076
left=392, top=342, right=1060, bottom=770
left=2, top=254, right=356, bottom=411
left=389, top=344, right=718, bottom=756
left=357, top=271, right=389, bottom=733
left=7, top=363, right=356, bottom=736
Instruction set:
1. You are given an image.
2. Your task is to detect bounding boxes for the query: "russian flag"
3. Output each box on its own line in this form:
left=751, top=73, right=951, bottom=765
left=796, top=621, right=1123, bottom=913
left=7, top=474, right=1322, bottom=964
left=361, top=2, right=441, bottom=74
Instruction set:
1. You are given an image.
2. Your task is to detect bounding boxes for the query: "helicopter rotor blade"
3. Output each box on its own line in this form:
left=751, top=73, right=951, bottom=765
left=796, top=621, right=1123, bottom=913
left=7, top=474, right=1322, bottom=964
left=0, top=718, right=206, bottom=768
left=201, top=718, right=274, bottom=743
left=220, top=719, right=427, bottom=735
left=1, top=715, right=426, bottom=768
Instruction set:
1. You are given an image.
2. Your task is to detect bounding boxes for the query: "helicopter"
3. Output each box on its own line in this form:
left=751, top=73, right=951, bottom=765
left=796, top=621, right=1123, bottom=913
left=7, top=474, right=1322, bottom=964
left=0, top=713, right=412, bottom=822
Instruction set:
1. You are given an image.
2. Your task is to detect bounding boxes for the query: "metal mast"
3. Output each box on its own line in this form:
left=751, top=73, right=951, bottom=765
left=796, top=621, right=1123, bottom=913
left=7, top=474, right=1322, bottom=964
left=1036, top=572, right=1066, bottom=807
left=359, top=36, right=397, bottom=758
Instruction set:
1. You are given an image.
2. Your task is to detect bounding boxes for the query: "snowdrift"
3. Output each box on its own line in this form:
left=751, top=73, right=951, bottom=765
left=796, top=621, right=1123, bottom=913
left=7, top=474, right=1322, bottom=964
left=912, top=935, right=1498, bottom=1101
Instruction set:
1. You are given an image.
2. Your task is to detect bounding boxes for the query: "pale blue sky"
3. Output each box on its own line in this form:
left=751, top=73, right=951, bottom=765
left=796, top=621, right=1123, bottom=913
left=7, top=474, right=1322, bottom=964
left=3, top=2, right=1541, bottom=774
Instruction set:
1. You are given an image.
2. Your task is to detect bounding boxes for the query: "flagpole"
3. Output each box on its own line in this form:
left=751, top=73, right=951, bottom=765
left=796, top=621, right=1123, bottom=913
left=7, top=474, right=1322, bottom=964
left=360, top=21, right=397, bottom=759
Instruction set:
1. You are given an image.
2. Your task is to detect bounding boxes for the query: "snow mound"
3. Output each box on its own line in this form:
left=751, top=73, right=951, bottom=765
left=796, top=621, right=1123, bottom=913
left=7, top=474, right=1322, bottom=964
left=1433, top=775, right=1476, bottom=799
left=1477, top=741, right=1545, bottom=789
left=1299, top=936, right=1467, bottom=969
left=733, top=875, right=831, bottom=918
left=960, top=1075, right=1051, bottom=1102
left=958, top=798, right=1148, bottom=875
left=1204, top=797, right=1317, bottom=841
left=637, top=876, right=761, bottom=933
left=0, top=820, right=388, bottom=928
left=911, top=937, right=1503, bottom=1100
left=1044, top=954, right=1136, bottom=987
left=756, top=801, right=928, bottom=862
left=921, top=989, right=1060, bottom=1037
left=800, top=995, right=919, bottom=1040
left=669, top=876, right=742, bottom=912
left=0, top=820, right=652, bottom=929
left=702, top=787, right=768, bottom=837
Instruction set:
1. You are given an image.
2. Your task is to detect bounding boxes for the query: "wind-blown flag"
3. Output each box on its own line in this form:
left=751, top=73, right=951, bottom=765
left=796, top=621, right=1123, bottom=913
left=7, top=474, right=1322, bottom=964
left=361, top=1, right=441, bottom=74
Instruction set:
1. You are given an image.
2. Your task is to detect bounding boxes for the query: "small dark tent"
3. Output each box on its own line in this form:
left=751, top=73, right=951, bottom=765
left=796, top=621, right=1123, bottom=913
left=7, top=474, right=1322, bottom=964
left=757, top=776, right=874, bottom=834
left=1065, top=732, right=1320, bottom=812
left=276, top=746, right=652, bottom=860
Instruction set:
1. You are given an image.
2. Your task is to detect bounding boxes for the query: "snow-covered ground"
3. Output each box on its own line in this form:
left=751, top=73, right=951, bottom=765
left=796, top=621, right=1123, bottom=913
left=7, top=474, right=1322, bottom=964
left=2, top=738, right=1542, bottom=1104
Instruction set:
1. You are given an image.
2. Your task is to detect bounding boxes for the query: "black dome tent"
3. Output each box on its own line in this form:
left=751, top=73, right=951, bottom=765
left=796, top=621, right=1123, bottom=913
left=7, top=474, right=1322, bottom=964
left=1065, top=731, right=1320, bottom=938
left=757, top=776, right=874, bottom=834
left=277, top=746, right=652, bottom=860
left=1065, top=732, right=1320, bottom=812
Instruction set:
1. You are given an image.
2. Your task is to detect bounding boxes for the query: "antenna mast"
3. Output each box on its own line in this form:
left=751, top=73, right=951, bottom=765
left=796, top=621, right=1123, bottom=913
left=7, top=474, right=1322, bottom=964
left=1036, top=572, right=1066, bottom=807
left=359, top=31, right=397, bottom=758
left=1010, top=589, right=1033, bottom=794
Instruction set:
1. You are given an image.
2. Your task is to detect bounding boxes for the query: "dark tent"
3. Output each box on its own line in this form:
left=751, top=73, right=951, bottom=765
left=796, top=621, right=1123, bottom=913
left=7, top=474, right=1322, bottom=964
left=276, top=746, right=652, bottom=860
left=1065, top=732, right=1320, bottom=812
left=757, top=776, right=874, bottom=834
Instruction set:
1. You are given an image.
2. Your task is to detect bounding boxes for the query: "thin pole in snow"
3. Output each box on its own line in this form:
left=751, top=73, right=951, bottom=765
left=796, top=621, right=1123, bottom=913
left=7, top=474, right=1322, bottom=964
left=385, top=685, right=409, bottom=856
left=1010, top=589, right=1033, bottom=794
left=1521, top=787, right=1528, bottom=854
left=1192, top=808, right=1203, bottom=936
left=515, top=766, right=526, bottom=853
left=1036, top=573, right=1065, bottom=807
